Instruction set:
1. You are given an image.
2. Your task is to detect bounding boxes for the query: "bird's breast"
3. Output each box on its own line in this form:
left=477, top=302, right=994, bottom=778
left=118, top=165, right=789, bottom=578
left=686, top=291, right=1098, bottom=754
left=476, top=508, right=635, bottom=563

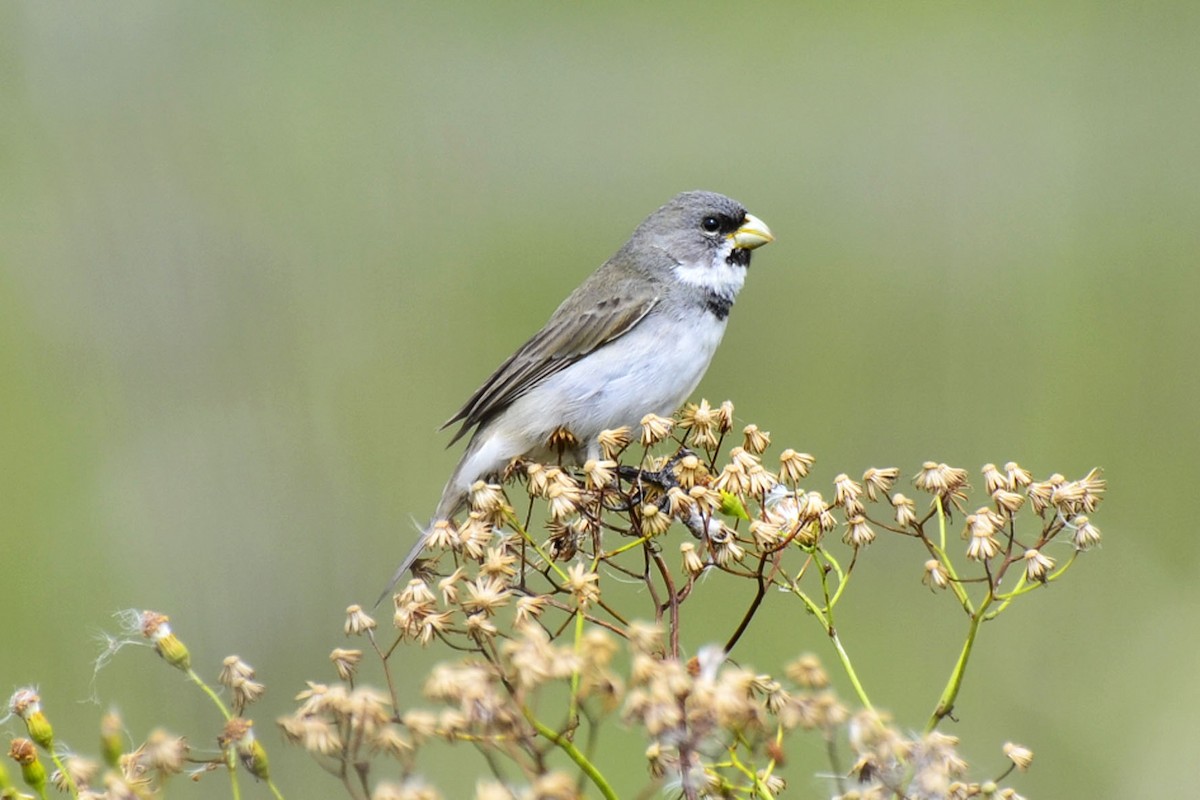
left=497, top=311, right=728, bottom=443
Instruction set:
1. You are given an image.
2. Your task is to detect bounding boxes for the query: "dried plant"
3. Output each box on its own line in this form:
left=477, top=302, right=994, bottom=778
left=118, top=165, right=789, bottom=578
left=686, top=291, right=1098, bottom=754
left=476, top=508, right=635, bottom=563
left=5, top=401, right=1105, bottom=800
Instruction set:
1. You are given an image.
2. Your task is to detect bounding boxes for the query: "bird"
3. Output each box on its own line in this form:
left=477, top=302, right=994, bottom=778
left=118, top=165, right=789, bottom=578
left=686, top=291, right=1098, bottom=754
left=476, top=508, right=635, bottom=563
left=381, top=190, right=773, bottom=599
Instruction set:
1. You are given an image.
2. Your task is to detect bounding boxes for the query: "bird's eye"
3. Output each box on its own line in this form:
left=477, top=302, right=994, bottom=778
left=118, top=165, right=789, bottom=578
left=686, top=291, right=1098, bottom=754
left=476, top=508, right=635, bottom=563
left=701, top=216, right=721, bottom=234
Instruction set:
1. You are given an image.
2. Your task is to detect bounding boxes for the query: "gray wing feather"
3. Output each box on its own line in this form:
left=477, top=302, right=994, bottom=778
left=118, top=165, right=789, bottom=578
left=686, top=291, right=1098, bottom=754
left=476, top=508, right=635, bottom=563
left=442, top=289, right=658, bottom=444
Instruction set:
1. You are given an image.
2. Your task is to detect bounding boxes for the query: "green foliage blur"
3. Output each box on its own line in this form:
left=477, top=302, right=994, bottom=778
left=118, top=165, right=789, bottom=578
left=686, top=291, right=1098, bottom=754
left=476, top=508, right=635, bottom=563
left=2, top=2, right=1196, bottom=798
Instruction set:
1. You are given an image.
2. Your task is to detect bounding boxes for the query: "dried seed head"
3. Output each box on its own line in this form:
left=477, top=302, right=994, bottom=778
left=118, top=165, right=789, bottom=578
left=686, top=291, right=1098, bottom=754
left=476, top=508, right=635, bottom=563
left=1026, top=479, right=1054, bottom=515
left=219, top=656, right=256, bottom=689
left=680, top=542, right=705, bottom=576
left=750, top=518, right=783, bottom=549
left=1003, top=742, right=1034, bottom=772
left=460, top=514, right=498, bottom=564
left=330, top=648, right=363, bottom=682
left=139, top=729, right=188, bottom=776
left=742, top=424, right=771, bottom=455
left=965, top=524, right=1001, bottom=561
left=583, top=459, right=617, bottom=490
left=673, top=454, right=706, bottom=489
left=665, top=486, right=695, bottom=516
left=746, top=464, right=778, bottom=496
left=923, top=559, right=950, bottom=591
left=992, top=488, right=1026, bottom=514
left=547, top=425, right=580, bottom=454
left=565, top=563, right=601, bottom=608
left=688, top=485, right=721, bottom=515
left=891, top=493, right=918, bottom=528
left=526, top=463, right=550, bottom=497
left=1004, top=461, right=1033, bottom=489
left=427, top=519, right=457, bottom=552
left=785, top=654, right=829, bottom=689
left=713, top=461, right=750, bottom=497
left=479, top=546, right=518, bottom=579
left=597, top=427, right=632, bottom=460
left=514, top=595, right=548, bottom=625
left=679, top=399, right=720, bottom=449
left=709, top=523, right=746, bottom=564
left=344, top=605, right=377, bottom=636
left=843, top=515, right=876, bottom=548
left=639, top=413, right=674, bottom=447
left=863, top=467, right=899, bottom=501
left=545, top=481, right=581, bottom=520
left=915, top=462, right=970, bottom=498
left=981, top=463, right=1006, bottom=495
left=716, top=400, right=735, bottom=433
left=468, top=481, right=507, bottom=515
left=462, top=576, right=511, bottom=616
left=639, top=503, right=672, bottom=537
left=730, top=446, right=760, bottom=471
left=834, top=473, right=864, bottom=511
left=778, top=449, right=814, bottom=484
left=1071, top=516, right=1102, bottom=551
left=1022, top=549, right=1052, bottom=581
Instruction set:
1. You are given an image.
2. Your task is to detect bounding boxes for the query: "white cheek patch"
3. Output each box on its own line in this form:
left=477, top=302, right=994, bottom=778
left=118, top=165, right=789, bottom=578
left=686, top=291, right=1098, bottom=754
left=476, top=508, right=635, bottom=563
left=672, top=241, right=747, bottom=297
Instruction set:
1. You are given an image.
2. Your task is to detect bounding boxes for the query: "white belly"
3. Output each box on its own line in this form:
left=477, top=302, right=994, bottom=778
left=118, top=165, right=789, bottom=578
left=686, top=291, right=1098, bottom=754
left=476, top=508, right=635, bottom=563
left=501, top=311, right=727, bottom=441
left=450, top=311, right=728, bottom=497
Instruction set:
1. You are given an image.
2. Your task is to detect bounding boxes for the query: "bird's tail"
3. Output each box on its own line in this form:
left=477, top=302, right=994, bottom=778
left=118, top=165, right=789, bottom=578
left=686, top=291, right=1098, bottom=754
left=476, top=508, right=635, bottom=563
left=373, top=449, right=474, bottom=607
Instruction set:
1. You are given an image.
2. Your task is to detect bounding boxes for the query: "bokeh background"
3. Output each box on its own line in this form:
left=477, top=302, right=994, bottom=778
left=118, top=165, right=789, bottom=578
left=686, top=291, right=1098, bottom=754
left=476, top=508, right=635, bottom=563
left=3, top=2, right=1198, bottom=797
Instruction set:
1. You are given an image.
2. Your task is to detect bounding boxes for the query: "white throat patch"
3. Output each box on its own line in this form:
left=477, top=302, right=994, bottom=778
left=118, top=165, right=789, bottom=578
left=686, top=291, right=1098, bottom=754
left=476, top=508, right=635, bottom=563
left=671, top=241, right=747, bottom=299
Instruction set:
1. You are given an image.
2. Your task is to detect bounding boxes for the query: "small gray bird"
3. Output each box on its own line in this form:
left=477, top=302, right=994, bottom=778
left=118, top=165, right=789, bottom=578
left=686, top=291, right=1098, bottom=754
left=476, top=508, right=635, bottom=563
left=383, top=190, right=772, bottom=594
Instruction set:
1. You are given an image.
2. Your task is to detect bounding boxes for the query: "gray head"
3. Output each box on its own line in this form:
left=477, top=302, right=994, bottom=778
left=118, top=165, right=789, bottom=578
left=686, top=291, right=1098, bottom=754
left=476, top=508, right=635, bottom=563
left=629, top=191, right=773, bottom=273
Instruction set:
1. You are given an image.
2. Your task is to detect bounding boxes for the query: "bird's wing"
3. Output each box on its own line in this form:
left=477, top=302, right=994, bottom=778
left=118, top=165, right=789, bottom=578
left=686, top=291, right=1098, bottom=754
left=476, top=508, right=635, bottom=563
left=442, top=285, right=659, bottom=445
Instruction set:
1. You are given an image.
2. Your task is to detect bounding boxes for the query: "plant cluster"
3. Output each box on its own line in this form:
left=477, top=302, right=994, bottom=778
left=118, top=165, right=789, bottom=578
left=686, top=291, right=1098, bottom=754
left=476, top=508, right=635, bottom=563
left=277, top=400, right=1104, bottom=799
left=4, top=400, right=1105, bottom=800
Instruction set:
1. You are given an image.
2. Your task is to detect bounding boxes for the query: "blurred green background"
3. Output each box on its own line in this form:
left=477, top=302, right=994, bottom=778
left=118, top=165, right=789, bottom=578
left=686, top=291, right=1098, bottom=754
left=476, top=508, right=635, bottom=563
left=3, top=1, right=1197, bottom=797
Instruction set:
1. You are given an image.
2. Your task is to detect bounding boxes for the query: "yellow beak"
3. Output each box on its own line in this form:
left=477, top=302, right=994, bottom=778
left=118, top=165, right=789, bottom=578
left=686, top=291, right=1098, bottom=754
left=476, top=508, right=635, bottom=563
left=730, top=213, right=774, bottom=250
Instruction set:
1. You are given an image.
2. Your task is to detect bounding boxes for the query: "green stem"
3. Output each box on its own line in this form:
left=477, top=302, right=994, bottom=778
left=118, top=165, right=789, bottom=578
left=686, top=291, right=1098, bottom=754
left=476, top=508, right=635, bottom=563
left=187, top=668, right=232, bottom=720
left=523, top=710, right=617, bottom=800
left=829, top=627, right=874, bottom=712
left=49, top=752, right=79, bottom=797
left=227, top=747, right=242, bottom=800
left=787, top=580, right=874, bottom=712
left=506, top=511, right=569, bottom=581
left=926, top=592, right=992, bottom=732
left=569, top=608, right=584, bottom=721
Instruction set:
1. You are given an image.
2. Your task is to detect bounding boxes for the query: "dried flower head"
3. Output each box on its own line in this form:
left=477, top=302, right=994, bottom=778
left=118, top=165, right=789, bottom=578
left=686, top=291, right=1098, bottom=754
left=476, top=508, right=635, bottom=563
left=843, top=515, right=876, bottom=548
left=673, top=454, right=706, bottom=489
left=1004, top=461, right=1033, bottom=489
left=468, top=481, right=508, bottom=515
left=891, top=493, right=918, bottom=528
left=565, top=563, right=601, bottom=608
left=923, top=559, right=950, bottom=591
left=742, top=424, right=771, bottom=455
left=982, top=463, right=1007, bottom=495
left=1071, top=515, right=1102, bottom=551
left=345, top=605, right=377, bottom=636
left=583, top=459, right=617, bottom=490
left=713, top=461, right=750, bottom=497
left=639, top=413, right=674, bottom=447
left=330, top=648, right=363, bottom=682
left=786, top=654, right=829, bottom=689
left=680, top=542, right=705, bottom=576
left=639, top=503, right=672, bottom=537
left=597, top=427, right=632, bottom=460
left=1003, top=742, right=1034, bottom=771
left=834, top=473, right=865, bottom=513
left=778, top=449, right=814, bottom=484
left=863, top=467, right=899, bottom=501
left=679, top=399, right=720, bottom=449
left=716, top=400, right=735, bottom=433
